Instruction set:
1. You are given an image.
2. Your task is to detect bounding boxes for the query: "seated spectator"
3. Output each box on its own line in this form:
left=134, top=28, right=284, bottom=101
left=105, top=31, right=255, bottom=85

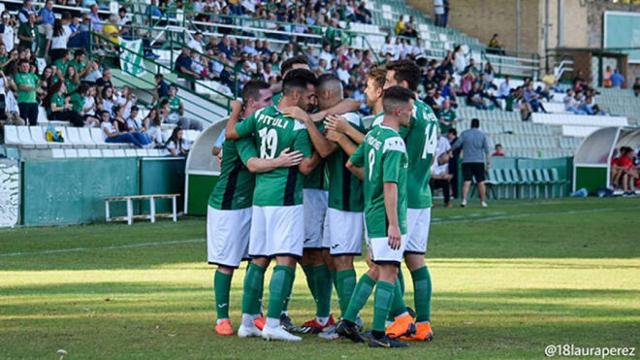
left=497, top=75, right=511, bottom=100
left=0, top=70, right=25, bottom=125
left=100, top=110, right=146, bottom=148
left=634, top=77, right=640, bottom=97
left=126, top=105, right=151, bottom=143
left=112, top=105, right=150, bottom=146
left=487, top=33, right=505, bottom=55
left=143, top=107, right=164, bottom=147
left=394, top=15, right=405, bottom=36
left=165, top=126, right=190, bottom=156
left=45, top=81, right=84, bottom=126
left=611, top=146, right=639, bottom=195
left=492, top=144, right=505, bottom=157
left=79, top=84, right=100, bottom=126
left=563, top=89, right=584, bottom=114
left=481, top=63, right=495, bottom=88
left=174, top=47, right=201, bottom=80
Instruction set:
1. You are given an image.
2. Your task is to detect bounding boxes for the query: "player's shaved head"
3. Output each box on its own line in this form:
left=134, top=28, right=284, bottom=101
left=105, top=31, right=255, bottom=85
left=316, top=74, right=343, bottom=110
left=242, top=80, right=271, bottom=102
left=385, top=60, right=421, bottom=92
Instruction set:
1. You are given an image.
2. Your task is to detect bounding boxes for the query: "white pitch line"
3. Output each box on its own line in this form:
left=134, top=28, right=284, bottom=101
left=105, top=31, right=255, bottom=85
left=0, top=206, right=631, bottom=258
left=0, top=239, right=203, bottom=258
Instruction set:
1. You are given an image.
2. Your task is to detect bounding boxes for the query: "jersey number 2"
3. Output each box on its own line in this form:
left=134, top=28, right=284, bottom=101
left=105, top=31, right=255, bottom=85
left=259, top=128, right=278, bottom=159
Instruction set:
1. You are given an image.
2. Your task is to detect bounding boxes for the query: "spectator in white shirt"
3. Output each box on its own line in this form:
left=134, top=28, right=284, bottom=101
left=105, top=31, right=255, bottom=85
left=319, top=43, right=334, bottom=70
left=497, top=75, right=511, bottom=99
left=430, top=135, right=453, bottom=207
left=165, top=126, right=191, bottom=156
left=336, top=61, right=351, bottom=85
left=380, top=35, right=396, bottom=58
left=0, top=12, right=15, bottom=52
left=453, top=45, right=467, bottom=74
left=188, top=32, right=204, bottom=54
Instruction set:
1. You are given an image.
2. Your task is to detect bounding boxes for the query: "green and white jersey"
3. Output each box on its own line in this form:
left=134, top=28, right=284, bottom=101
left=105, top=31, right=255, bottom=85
left=303, top=120, right=326, bottom=190
left=371, top=99, right=439, bottom=208
left=350, top=125, right=408, bottom=238
left=235, top=105, right=313, bottom=206
left=326, top=112, right=365, bottom=212
left=208, top=131, right=257, bottom=210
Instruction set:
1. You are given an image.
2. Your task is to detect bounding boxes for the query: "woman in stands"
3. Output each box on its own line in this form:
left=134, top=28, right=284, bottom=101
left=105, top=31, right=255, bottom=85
left=38, top=66, right=57, bottom=101
left=63, top=65, right=79, bottom=95
left=143, top=107, right=164, bottom=148
left=100, top=109, right=146, bottom=148
left=44, top=81, right=85, bottom=127
left=50, top=19, right=70, bottom=63
left=165, top=126, right=190, bottom=157
left=100, top=86, right=116, bottom=117
left=112, top=105, right=151, bottom=147
left=79, top=85, right=99, bottom=127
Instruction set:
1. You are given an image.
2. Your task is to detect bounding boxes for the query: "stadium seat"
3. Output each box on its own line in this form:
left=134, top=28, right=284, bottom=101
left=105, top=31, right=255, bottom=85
left=29, top=126, right=49, bottom=149
left=90, top=128, right=123, bottom=148
left=113, top=149, right=126, bottom=157
left=550, top=168, right=568, bottom=198
left=136, top=149, right=150, bottom=157
left=77, top=149, right=91, bottom=158
left=89, top=149, right=103, bottom=157
left=517, top=169, right=534, bottom=199
left=533, top=169, right=550, bottom=198
left=102, top=149, right=116, bottom=157
left=17, top=126, right=36, bottom=148
left=64, top=149, right=79, bottom=158
left=78, top=128, right=98, bottom=147
left=124, top=149, right=138, bottom=157
left=51, top=148, right=65, bottom=158
left=4, top=126, right=20, bottom=146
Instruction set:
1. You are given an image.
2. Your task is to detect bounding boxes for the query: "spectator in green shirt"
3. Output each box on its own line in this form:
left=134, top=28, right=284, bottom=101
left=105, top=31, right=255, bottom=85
left=14, top=60, right=39, bottom=125
left=18, top=13, right=38, bottom=53
left=438, top=99, right=457, bottom=134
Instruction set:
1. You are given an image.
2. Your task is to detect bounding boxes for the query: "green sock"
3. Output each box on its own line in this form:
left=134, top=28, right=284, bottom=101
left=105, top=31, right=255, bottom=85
left=266, top=265, right=295, bottom=319
left=330, top=269, right=337, bottom=290
left=301, top=264, right=317, bottom=303
left=398, top=267, right=405, bottom=295
left=388, top=277, right=408, bottom=319
left=282, top=271, right=295, bottom=313
left=344, top=274, right=376, bottom=323
left=372, top=281, right=395, bottom=332
left=214, top=271, right=232, bottom=320
left=336, top=269, right=357, bottom=317
left=241, top=263, right=265, bottom=315
left=412, top=266, right=432, bottom=322
left=313, top=264, right=332, bottom=318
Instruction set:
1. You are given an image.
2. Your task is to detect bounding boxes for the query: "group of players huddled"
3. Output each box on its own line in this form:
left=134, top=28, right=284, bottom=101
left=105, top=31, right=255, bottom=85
left=206, top=56, right=439, bottom=348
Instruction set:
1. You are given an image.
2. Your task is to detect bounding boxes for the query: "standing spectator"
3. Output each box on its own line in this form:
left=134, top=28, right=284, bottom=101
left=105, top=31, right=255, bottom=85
left=18, top=13, right=38, bottom=53
left=430, top=134, right=453, bottom=207
left=394, top=15, right=405, bottom=36
left=497, top=76, right=511, bottom=99
left=633, top=77, right=640, bottom=97
left=0, top=12, right=16, bottom=52
left=453, top=45, right=466, bottom=74
left=14, top=60, right=39, bottom=125
left=602, top=65, right=613, bottom=88
left=491, top=144, right=505, bottom=157
left=49, top=19, right=71, bottom=63
left=88, top=4, right=102, bottom=32
left=438, top=99, right=457, bottom=134
left=447, top=128, right=460, bottom=199
left=451, top=118, right=491, bottom=208
left=433, top=0, right=445, bottom=27
left=18, top=0, right=36, bottom=25
left=188, top=32, right=204, bottom=54
left=610, top=69, right=624, bottom=89
left=154, top=73, right=169, bottom=100
left=38, top=0, right=55, bottom=56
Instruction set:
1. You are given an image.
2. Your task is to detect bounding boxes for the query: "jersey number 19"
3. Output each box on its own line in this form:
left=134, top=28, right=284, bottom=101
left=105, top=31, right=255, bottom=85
left=259, top=128, right=278, bottom=159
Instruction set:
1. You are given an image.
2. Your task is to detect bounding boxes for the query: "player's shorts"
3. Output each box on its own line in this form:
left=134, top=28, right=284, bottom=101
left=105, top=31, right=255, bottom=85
left=367, top=234, right=407, bottom=265
left=462, top=162, right=486, bottom=182
left=303, top=189, right=328, bottom=249
left=326, top=208, right=363, bottom=256
left=207, top=206, right=251, bottom=268
left=250, top=205, right=305, bottom=258
left=405, top=207, right=432, bottom=254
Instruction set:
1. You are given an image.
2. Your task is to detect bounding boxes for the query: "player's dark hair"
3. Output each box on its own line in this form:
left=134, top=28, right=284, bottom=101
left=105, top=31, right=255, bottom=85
left=282, top=68, right=317, bottom=95
left=317, top=73, right=342, bottom=91
left=448, top=128, right=457, bottom=136
left=366, top=66, right=387, bottom=90
left=280, top=55, right=309, bottom=76
left=382, top=85, right=414, bottom=113
left=471, top=118, right=480, bottom=128
left=242, top=80, right=271, bottom=102
left=386, top=60, right=421, bottom=92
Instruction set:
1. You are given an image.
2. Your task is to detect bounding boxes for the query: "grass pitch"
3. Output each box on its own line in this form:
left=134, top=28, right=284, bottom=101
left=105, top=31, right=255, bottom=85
left=1, top=198, right=639, bottom=359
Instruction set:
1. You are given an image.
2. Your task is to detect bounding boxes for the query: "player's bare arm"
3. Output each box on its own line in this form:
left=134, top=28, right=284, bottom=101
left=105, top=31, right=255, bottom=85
left=224, top=100, right=243, bottom=140
left=310, top=99, right=361, bottom=122
left=282, top=106, right=336, bottom=158
left=325, top=114, right=365, bottom=145
left=345, top=159, right=365, bottom=180
left=246, top=147, right=304, bottom=173
left=327, top=129, right=358, bottom=156
left=383, top=182, right=401, bottom=250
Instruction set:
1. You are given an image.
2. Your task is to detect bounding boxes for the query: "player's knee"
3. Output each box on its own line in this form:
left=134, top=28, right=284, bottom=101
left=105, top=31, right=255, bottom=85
left=217, top=265, right=234, bottom=275
left=404, top=253, right=425, bottom=271
left=251, top=256, right=270, bottom=268
left=334, top=255, right=354, bottom=270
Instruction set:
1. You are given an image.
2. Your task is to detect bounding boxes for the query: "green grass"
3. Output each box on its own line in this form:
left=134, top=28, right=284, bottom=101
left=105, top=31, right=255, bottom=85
left=1, top=198, right=639, bottom=359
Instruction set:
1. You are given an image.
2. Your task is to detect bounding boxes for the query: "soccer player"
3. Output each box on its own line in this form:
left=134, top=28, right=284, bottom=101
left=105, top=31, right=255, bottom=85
left=383, top=60, right=439, bottom=341
left=226, top=69, right=318, bottom=341
left=208, top=80, right=304, bottom=336
left=271, top=55, right=311, bottom=106
left=337, top=86, right=413, bottom=348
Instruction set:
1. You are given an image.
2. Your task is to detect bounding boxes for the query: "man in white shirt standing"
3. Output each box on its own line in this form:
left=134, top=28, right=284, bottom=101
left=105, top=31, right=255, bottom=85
left=0, top=12, right=15, bottom=52
left=430, top=134, right=452, bottom=207
left=433, top=0, right=445, bottom=27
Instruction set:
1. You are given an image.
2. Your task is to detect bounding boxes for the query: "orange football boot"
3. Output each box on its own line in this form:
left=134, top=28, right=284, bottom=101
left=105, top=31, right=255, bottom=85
left=215, top=319, right=234, bottom=336
left=385, top=313, right=416, bottom=339
left=400, top=322, right=433, bottom=341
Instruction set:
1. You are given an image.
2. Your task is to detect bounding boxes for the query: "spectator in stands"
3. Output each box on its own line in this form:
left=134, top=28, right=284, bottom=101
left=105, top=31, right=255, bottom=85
left=430, top=133, right=453, bottom=207
left=79, top=84, right=99, bottom=126
left=49, top=18, right=71, bottom=63
left=438, top=99, right=457, bottom=134
left=1, top=12, right=16, bottom=53
left=88, top=4, right=102, bottom=32
left=579, top=96, right=604, bottom=116
left=189, top=32, right=204, bottom=54
left=633, top=77, right=640, bottom=97
left=143, top=107, right=164, bottom=147
left=126, top=105, right=150, bottom=142
left=395, top=15, right=406, bottom=36
left=610, top=69, right=624, bottom=89
left=95, top=68, right=113, bottom=90
left=18, top=0, right=36, bottom=24
left=492, top=144, right=505, bottom=157
left=14, top=60, right=39, bottom=126
left=63, top=64, right=79, bottom=94
left=175, top=47, right=201, bottom=80
left=18, top=13, right=38, bottom=54
left=165, top=126, right=190, bottom=156
left=451, top=118, right=491, bottom=208
left=563, top=89, right=583, bottom=114
left=497, top=75, right=511, bottom=100
left=481, top=62, right=496, bottom=88
left=434, top=0, right=446, bottom=27
left=0, top=70, right=25, bottom=126
left=487, top=34, right=505, bottom=55
left=112, top=104, right=150, bottom=146
left=612, top=146, right=639, bottom=195
left=38, top=66, right=57, bottom=101
left=447, top=128, right=460, bottom=199
left=38, top=0, right=55, bottom=55
left=453, top=45, right=466, bottom=74
left=45, top=81, right=84, bottom=126
left=603, top=65, right=613, bottom=88
left=100, top=109, right=146, bottom=148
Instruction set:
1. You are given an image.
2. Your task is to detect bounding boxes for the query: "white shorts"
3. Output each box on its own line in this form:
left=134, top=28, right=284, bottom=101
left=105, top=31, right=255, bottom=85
left=250, top=205, right=305, bottom=258
left=405, top=207, right=432, bottom=254
left=207, top=206, right=251, bottom=268
left=367, top=235, right=407, bottom=264
left=326, top=208, right=363, bottom=256
left=303, top=189, right=328, bottom=249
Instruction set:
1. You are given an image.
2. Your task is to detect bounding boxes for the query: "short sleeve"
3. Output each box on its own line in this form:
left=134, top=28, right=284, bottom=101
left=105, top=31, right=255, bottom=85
left=350, top=143, right=365, bottom=167
left=293, top=129, right=313, bottom=158
left=166, top=141, right=176, bottom=150
left=382, top=150, right=403, bottom=183
left=235, top=114, right=256, bottom=138
left=235, top=137, right=258, bottom=165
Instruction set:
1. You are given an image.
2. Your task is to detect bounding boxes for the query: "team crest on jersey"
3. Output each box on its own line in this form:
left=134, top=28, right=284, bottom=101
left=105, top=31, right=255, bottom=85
left=383, top=136, right=406, bottom=153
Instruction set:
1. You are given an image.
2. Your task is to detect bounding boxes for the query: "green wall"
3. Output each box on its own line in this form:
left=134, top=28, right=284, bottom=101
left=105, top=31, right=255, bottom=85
left=187, top=174, right=219, bottom=216
left=22, top=158, right=139, bottom=225
left=21, top=157, right=186, bottom=226
left=575, top=167, right=608, bottom=194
